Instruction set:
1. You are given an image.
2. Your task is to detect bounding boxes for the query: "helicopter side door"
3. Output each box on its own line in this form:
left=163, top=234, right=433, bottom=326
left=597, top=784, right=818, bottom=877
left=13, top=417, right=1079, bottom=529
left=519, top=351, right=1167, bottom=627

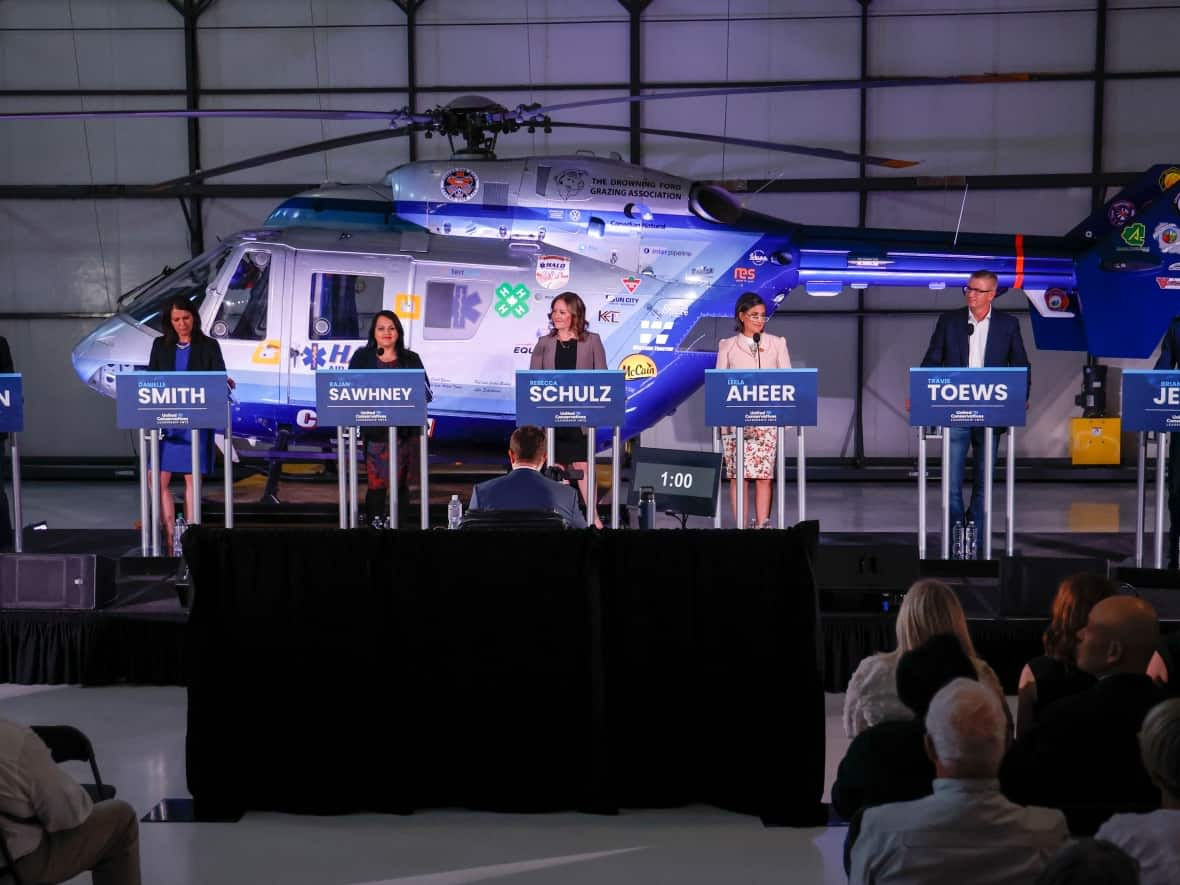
left=204, top=244, right=287, bottom=436
left=286, top=251, right=414, bottom=414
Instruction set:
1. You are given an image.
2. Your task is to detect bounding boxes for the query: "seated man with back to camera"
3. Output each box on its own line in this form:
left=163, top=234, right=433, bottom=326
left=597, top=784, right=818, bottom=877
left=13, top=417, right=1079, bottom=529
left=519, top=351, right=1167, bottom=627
left=468, top=425, right=587, bottom=528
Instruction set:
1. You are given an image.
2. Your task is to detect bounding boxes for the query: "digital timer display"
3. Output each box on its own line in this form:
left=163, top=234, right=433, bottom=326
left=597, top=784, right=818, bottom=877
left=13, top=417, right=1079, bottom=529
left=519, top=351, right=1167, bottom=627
left=627, top=447, right=723, bottom=518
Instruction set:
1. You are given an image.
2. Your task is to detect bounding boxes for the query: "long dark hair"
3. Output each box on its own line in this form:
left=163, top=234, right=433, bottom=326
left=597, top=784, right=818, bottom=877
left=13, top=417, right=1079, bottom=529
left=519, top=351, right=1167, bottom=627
left=160, top=296, right=205, bottom=348
left=548, top=292, right=589, bottom=341
left=1043, top=573, right=1118, bottom=664
left=366, top=309, right=406, bottom=360
left=733, top=291, right=766, bottom=332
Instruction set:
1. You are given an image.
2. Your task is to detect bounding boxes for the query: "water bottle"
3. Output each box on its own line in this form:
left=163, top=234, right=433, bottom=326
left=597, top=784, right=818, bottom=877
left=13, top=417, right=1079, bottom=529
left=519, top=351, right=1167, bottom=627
left=447, top=494, right=463, bottom=530
left=639, top=486, right=656, bottom=530
left=965, top=521, right=978, bottom=561
left=173, top=514, right=186, bottom=557
left=952, top=521, right=964, bottom=560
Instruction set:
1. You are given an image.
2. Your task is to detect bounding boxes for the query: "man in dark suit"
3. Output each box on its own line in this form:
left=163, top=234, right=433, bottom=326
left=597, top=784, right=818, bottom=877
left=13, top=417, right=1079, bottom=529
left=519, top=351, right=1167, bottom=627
left=1000, top=596, right=1166, bottom=834
left=1155, top=316, right=1180, bottom=568
left=469, top=425, right=587, bottom=528
left=921, top=270, right=1031, bottom=539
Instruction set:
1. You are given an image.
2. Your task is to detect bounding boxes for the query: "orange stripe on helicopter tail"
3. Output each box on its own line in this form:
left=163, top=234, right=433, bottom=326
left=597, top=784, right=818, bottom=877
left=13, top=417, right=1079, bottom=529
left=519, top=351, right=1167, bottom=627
left=1014, top=234, right=1025, bottom=289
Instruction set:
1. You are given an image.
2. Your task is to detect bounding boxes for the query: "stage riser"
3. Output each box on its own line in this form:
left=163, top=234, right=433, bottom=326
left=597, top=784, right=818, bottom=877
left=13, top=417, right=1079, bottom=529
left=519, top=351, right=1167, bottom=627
left=0, top=554, right=117, bottom=610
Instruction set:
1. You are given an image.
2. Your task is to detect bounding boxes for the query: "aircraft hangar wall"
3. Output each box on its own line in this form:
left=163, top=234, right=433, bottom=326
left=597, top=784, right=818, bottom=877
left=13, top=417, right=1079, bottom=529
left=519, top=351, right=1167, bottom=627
left=0, top=1, right=1177, bottom=461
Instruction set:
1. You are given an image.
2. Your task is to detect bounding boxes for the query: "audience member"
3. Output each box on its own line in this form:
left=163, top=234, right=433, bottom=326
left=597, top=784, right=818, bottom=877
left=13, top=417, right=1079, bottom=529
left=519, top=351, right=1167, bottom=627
left=1094, top=699, right=1180, bottom=885
left=843, top=579, right=1005, bottom=738
left=1034, top=839, right=1140, bottom=885
left=849, top=679, right=1066, bottom=885
left=0, top=717, right=140, bottom=885
left=1145, top=631, right=1180, bottom=697
left=1001, top=596, right=1166, bottom=834
left=1017, top=573, right=1118, bottom=739
left=468, top=425, right=587, bottom=528
left=833, top=633, right=976, bottom=821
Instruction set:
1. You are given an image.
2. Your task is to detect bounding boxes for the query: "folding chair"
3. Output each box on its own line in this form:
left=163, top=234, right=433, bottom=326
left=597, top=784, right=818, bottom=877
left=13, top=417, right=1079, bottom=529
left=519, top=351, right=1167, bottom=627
left=29, top=726, right=116, bottom=803
left=457, top=508, right=571, bottom=531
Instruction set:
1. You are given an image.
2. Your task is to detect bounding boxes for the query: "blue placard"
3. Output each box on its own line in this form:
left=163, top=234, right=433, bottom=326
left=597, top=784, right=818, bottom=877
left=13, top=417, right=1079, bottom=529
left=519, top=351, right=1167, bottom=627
left=909, top=367, right=1028, bottom=427
left=1122, top=370, right=1180, bottom=432
left=0, top=374, right=23, bottom=433
left=315, top=369, right=429, bottom=428
left=703, top=369, right=818, bottom=427
left=515, top=370, right=627, bottom=428
left=116, top=372, right=229, bottom=430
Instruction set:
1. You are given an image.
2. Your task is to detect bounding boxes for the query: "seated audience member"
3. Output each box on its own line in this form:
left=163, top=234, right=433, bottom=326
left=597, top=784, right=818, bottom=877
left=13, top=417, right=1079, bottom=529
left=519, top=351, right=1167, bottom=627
left=0, top=717, right=140, bottom=885
left=833, top=633, right=977, bottom=821
left=1017, top=573, right=1118, bottom=739
left=843, top=579, right=1006, bottom=738
left=468, top=425, right=587, bottom=528
left=1094, top=699, right=1180, bottom=885
left=1001, top=596, right=1166, bottom=833
left=849, top=679, right=1067, bottom=885
left=1034, top=839, right=1140, bottom=885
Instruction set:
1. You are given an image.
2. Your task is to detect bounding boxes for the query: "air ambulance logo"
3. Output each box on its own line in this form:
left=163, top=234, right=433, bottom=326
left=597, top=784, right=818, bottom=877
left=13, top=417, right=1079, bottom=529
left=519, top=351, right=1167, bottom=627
left=441, top=167, right=479, bottom=202
left=1155, top=223, right=1180, bottom=255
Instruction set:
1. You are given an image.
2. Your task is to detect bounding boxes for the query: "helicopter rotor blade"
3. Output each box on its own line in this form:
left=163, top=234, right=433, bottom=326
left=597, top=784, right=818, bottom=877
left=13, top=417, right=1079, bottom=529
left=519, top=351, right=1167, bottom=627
left=152, top=126, right=415, bottom=190
left=546, top=122, right=917, bottom=169
left=514, top=72, right=1033, bottom=119
left=0, top=107, right=428, bottom=125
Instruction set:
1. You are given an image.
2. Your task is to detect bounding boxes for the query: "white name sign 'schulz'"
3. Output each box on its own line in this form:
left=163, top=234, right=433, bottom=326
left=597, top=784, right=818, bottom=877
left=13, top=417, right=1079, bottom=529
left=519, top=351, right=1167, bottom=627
left=528, top=385, right=614, bottom=403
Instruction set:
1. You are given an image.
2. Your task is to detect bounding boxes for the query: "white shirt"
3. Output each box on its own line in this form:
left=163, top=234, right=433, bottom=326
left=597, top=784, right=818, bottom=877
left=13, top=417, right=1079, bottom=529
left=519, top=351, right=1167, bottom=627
left=1095, top=809, right=1180, bottom=885
left=850, top=779, right=1067, bottom=885
left=0, top=718, right=93, bottom=861
left=968, top=308, right=992, bottom=369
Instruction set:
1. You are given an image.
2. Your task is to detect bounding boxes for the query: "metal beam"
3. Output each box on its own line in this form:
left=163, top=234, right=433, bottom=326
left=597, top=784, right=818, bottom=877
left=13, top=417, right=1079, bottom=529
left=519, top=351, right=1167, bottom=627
left=181, top=0, right=205, bottom=257
left=854, top=0, right=871, bottom=466
left=1091, top=0, right=1108, bottom=210
left=618, top=0, right=653, bottom=165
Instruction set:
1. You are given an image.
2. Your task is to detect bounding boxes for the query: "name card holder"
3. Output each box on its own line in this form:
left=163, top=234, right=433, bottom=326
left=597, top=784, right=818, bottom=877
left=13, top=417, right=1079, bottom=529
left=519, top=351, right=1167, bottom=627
left=704, top=368, right=819, bottom=530
left=116, top=371, right=231, bottom=557
left=1121, top=370, right=1180, bottom=568
left=315, top=369, right=431, bottom=530
left=515, top=370, right=627, bottom=528
left=909, top=367, right=1028, bottom=561
left=0, top=374, right=25, bottom=552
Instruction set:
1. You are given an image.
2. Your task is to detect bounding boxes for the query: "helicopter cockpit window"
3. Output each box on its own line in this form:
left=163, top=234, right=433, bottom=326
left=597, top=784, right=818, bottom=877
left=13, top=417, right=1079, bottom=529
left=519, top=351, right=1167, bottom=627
left=122, top=245, right=232, bottom=333
left=308, top=272, right=384, bottom=341
left=422, top=279, right=489, bottom=341
left=210, top=252, right=270, bottom=341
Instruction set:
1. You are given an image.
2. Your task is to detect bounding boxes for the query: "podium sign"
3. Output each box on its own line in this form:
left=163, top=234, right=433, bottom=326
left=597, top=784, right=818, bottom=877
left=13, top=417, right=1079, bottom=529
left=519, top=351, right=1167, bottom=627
left=315, top=369, right=429, bottom=427
left=704, top=368, right=818, bottom=427
left=1122, top=370, right=1180, bottom=432
left=116, top=372, right=229, bottom=430
left=909, top=367, right=1028, bottom=428
left=0, top=374, right=23, bottom=433
left=515, top=370, right=627, bottom=427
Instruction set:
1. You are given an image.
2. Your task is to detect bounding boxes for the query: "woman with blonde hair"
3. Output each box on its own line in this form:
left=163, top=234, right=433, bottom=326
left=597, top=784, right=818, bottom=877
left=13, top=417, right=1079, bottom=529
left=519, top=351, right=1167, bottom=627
left=842, top=578, right=1005, bottom=738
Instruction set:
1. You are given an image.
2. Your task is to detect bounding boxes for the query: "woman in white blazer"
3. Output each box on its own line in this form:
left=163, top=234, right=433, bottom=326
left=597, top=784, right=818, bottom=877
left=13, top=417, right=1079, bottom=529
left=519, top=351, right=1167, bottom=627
left=715, top=292, right=791, bottom=528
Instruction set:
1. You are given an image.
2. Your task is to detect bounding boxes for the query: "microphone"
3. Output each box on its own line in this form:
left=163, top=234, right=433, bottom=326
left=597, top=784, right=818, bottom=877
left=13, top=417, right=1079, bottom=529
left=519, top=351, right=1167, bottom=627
left=753, top=332, right=762, bottom=368
left=966, top=324, right=974, bottom=337
left=376, top=346, right=385, bottom=355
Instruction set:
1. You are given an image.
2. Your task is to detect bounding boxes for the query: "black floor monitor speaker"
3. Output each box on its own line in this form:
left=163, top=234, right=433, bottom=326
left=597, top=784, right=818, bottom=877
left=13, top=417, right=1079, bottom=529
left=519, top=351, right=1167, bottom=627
left=919, top=559, right=1003, bottom=618
left=816, top=544, right=920, bottom=612
left=0, top=554, right=117, bottom=610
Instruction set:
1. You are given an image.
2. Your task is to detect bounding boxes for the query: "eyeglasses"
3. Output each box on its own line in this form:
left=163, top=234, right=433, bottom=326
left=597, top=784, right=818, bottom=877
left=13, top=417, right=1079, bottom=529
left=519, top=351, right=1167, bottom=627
left=745, top=313, right=767, bottom=320
left=964, top=286, right=995, bottom=295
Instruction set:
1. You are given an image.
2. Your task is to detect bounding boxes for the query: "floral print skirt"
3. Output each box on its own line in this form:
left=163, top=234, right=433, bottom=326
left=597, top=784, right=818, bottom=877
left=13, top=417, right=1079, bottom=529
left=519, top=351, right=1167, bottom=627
left=721, top=426, right=777, bottom=480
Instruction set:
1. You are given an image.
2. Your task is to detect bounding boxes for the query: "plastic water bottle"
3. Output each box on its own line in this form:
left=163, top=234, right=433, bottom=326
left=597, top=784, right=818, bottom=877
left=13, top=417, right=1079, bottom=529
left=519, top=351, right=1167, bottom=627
left=447, top=494, right=463, bottom=530
left=639, top=486, right=656, bottom=530
left=964, top=521, right=978, bottom=561
left=952, top=521, right=964, bottom=560
left=173, top=514, right=186, bottom=557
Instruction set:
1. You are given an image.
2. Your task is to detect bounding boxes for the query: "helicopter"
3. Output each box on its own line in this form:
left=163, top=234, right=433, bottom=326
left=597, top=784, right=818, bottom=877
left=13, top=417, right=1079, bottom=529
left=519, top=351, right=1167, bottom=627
left=6, top=86, right=1175, bottom=463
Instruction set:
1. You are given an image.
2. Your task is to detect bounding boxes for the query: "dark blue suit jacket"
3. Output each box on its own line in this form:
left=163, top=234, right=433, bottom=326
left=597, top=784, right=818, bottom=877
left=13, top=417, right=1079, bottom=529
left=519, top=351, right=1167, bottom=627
left=1154, top=316, right=1180, bottom=369
left=921, top=307, right=1031, bottom=395
left=469, top=467, right=587, bottom=529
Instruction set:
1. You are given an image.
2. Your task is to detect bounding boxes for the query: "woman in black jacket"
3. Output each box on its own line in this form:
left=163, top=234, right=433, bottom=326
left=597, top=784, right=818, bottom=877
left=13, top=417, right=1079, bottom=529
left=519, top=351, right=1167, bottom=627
left=147, top=296, right=229, bottom=552
left=347, top=310, right=429, bottom=527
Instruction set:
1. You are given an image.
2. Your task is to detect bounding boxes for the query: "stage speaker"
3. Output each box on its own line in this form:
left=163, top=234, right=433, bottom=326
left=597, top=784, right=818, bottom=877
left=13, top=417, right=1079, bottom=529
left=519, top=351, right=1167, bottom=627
left=919, top=559, right=1002, bottom=619
left=816, top=544, right=919, bottom=612
left=1001, top=555, right=1109, bottom=618
left=0, top=554, right=117, bottom=610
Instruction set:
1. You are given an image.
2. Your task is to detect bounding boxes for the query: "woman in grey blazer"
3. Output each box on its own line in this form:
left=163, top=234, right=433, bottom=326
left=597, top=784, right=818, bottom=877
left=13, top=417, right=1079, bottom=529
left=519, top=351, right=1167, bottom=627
left=530, top=292, right=607, bottom=527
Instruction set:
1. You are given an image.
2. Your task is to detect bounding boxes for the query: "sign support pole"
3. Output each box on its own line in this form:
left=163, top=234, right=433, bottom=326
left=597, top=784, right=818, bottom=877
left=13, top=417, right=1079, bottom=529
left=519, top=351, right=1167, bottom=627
left=389, top=426, right=398, bottom=529
left=941, top=428, right=951, bottom=560
left=1006, top=428, right=1016, bottom=555
left=1136, top=432, right=1147, bottom=567
left=10, top=433, right=21, bottom=554
left=223, top=398, right=233, bottom=529
left=419, top=426, right=429, bottom=530
left=190, top=431, right=202, bottom=526
left=610, top=427, right=621, bottom=529
left=546, top=428, right=556, bottom=468
left=797, top=426, right=807, bottom=524
left=983, top=427, right=994, bottom=560
left=775, top=427, right=786, bottom=530
left=585, top=427, right=596, bottom=526
left=348, top=428, right=359, bottom=529
left=735, top=427, right=746, bottom=529
left=918, top=427, right=927, bottom=561
left=139, top=429, right=150, bottom=556
left=1156, top=432, right=1168, bottom=569
left=337, top=426, right=347, bottom=530
left=149, top=429, right=161, bottom=558
left=713, top=428, right=722, bottom=529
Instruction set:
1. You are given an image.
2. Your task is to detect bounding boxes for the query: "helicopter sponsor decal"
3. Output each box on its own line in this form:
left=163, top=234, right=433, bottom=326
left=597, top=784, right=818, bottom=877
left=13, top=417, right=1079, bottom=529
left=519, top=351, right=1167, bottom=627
left=512, top=344, right=534, bottom=354
left=606, top=294, right=639, bottom=306
left=553, top=169, right=589, bottom=200
left=1122, top=223, right=1147, bottom=249
left=1161, top=167, right=1180, bottom=191
left=642, top=246, right=692, bottom=257
left=589, top=175, right=685, bottom=201
left=621, top=275, right=642, bottom=294
left=619, top=354, right=658, bottom=380
left=295, top=409, right=317, bottom=429
left=1157, top=277, right=1180, bottom=290
left=597, top=310, right=621, bottom=324
left=1107, top=200, right=1136, bottom=228
left=638, top=319, right=673, bottom=347
left=535, top=255, right=571, bottom=290
left=494, top=283, right=531, bottom=319
left=441, top=167, right=479, bottom=202
left=1154, top=223, right=1180, bottom=254
left=734, top=267, right=757, bottom=283
left=300, top=343, right=353, bottom=369
left=251, top=340, right=282, bottom=365
left=1045, top=289, right=1071, bottom=311
left=748, top=249, right=768, bottom=266
left=395, top=293, right=421, bottom=319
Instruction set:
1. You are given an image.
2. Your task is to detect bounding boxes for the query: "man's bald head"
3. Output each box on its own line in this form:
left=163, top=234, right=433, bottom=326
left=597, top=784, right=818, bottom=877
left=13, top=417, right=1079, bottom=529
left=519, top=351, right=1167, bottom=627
left=1075, top=596, right=1160, bottom=676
